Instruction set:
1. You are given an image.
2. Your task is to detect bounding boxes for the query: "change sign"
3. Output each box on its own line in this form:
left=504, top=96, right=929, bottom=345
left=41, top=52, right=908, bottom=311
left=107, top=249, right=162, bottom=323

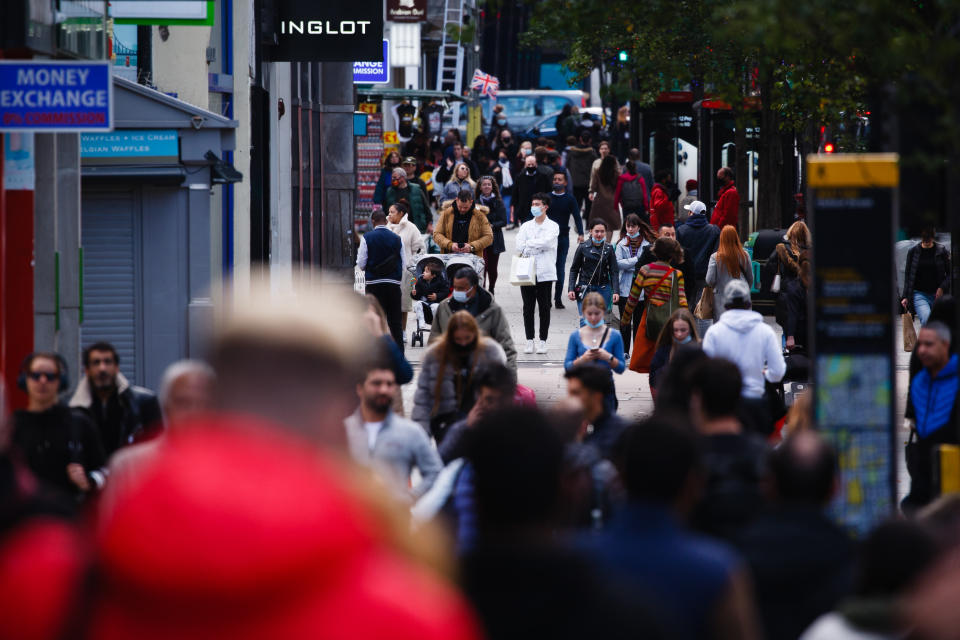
left=353, top=40, right=390, bottom=84
left=0, top=61, right=112, bottom=132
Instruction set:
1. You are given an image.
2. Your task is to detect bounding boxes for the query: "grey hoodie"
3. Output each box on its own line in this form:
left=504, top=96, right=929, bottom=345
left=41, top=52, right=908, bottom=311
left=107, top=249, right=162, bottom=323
left=702, top=309, right=786, bottom=399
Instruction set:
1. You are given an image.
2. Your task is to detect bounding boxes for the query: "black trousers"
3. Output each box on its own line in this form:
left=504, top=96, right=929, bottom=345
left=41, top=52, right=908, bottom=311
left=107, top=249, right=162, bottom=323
left=617, top=297, right=643, bottom=353
left=366, top=282, right=403, bottom=348
left=573, top=186, right=590, bottom=219
left=521, top=281, right=553, bottom=340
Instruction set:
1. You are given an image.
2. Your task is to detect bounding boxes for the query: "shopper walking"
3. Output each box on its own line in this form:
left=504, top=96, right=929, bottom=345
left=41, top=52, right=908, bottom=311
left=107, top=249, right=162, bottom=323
left=706, top=225, right=753, bottom=321
left=566, top=132, right=599, bottom=219
left=648, top=308, right=701, bottom=394
left=357, top=208, right=406, bottom=347
left=547, top=170, right=584, bottom=308
left=620, top=238, right=688, bottom=373
left=516, top=193, right=560, bottom=354
left=568, top=219, right=620, bottom=324
left=615, top=214, right=656, bottom=355
left=902, top=227, right=950, bottom=327
left=589, top=155, right=621, bottom=242
left=475, top=176, right=508, bottom=295
left=387, top=200, right=426, bottom=343
left=614, top=160, right=650, bottom=225
left=564, top=292, right=626, bottom=412
left=649, top=170, right=676, bottom=230
left=764, top=220, right=811, bottom=335
left=441, top=163, right=477, bottom=204
left=711, top=167, right=739, bottom=230
left=434, top=189, right=493, bottom=256
left=412, top=311, right=507, bottom=442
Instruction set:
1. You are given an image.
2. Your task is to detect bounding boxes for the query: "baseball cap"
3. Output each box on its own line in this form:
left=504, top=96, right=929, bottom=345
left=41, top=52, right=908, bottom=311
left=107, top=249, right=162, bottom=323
left=724, top=280, right=752, bottom=307
left=684, top=200, right=707, bottom=216
left=402, top=156, right=417, bottom=165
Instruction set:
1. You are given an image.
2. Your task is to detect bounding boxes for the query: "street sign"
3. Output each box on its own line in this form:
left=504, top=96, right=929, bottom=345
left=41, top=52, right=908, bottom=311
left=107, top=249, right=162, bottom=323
left=808, top=153, right=899, bottom=536
left=0, top=61, right=113, bottom=132
left=353, top=40, right=390, bottom=85
left=80, top=130, right=179, bottom=165
left=265, top=0, right=383, bottom=62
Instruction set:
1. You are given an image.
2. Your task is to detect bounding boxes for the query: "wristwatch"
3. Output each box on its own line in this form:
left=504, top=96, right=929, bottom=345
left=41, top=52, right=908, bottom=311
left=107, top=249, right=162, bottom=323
left=609, top=353, right=615, bottom=363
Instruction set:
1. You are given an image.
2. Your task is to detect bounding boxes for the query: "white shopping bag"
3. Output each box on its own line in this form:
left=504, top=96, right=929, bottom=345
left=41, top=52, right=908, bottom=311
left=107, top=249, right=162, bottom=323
left=510, top=254, right=537, bottom=286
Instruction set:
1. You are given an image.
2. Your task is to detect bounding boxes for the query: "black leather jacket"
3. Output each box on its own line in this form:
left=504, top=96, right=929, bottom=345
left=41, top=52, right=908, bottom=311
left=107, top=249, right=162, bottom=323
left=569, top=241, right=619, bottom=291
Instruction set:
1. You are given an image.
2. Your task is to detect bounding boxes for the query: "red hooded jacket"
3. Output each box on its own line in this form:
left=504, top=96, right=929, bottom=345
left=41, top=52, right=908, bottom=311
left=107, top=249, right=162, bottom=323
left=649, top=183, right=675, bottom=229
left=0, top=416, right=480, bottom=640
left=711, top=181, right=739, bottom=229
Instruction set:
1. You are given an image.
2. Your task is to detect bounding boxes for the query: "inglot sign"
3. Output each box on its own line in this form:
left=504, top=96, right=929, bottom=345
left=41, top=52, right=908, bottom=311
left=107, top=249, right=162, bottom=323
left=263, top=0, right=383, bottom=62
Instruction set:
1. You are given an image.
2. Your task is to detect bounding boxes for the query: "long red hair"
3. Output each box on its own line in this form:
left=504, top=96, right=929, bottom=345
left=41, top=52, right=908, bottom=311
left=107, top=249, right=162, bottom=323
left=716, top=225, right=748, bottom=277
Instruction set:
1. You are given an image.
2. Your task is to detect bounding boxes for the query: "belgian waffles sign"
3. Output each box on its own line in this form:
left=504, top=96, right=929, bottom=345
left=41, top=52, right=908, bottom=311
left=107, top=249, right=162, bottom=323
left=265, top=0, right=384, bottom=62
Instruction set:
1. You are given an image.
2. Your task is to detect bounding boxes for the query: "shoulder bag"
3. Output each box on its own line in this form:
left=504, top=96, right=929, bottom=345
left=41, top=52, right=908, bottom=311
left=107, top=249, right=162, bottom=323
left=645, top=267, right=678, bottom=340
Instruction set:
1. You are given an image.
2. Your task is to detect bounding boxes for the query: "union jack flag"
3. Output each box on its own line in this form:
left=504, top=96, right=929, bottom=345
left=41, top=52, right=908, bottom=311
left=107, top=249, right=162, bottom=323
left=470, top=69, right=499, bottom=97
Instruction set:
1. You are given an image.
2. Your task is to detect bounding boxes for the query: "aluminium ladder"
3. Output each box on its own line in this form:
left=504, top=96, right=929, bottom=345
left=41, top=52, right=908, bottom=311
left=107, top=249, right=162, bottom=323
left=435, top=0, right=466, bottom=128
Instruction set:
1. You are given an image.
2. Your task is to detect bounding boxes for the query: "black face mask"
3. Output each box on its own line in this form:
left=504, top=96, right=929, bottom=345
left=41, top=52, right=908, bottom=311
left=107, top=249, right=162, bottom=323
left=454, top=340, right=477, bottom=354
left=525, top=167, right=536, bottom=175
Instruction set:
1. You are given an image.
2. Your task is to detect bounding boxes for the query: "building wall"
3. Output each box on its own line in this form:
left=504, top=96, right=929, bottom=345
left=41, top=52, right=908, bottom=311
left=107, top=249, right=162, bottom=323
left=151, top=26, right=213, bottom=110
left=230, top=0, right=253, bottom=294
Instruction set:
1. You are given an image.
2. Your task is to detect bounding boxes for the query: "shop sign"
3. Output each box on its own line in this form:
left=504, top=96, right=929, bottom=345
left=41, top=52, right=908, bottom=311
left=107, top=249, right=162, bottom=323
left=264, top=0, right=383, bottom=62
left=358, top=103, right=379, bottom=114
left=387, top=0, right=427, bottom=22
left=0, top=61, right=112, bottom=132
left=353, top=40, right=390, bottom=84
left=80, top=129, right=179, bottom=165
left=383, top=131, right=399, bottom=144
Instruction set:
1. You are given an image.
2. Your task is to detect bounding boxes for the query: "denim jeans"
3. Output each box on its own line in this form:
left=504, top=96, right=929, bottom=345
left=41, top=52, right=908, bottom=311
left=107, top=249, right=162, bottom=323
left=576, top=284, right=613, bottom=326
left=913, top=291, right=936, bottom=326
left=554, top=234, right=570, bottom=302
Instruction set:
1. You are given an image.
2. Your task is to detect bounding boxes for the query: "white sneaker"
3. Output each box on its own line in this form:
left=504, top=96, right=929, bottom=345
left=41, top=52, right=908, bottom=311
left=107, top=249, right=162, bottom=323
left=524, top=339, right=535, bottom=354
left=402, top=331, right=408, bottom=345
left=536, top=340, right=548, bottom=354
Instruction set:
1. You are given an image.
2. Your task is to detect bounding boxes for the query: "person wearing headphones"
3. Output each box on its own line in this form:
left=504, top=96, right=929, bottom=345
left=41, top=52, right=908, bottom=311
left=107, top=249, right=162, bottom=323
left=10, top=352, right=107, bottom=501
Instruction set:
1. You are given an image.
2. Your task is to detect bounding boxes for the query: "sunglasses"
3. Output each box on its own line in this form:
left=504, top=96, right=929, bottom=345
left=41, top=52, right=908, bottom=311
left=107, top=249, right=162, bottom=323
left=28, top=371, right=60, bottom=382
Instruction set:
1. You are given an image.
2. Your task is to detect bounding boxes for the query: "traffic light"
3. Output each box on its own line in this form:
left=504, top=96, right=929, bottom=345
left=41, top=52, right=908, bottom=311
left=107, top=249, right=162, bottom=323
left=618, top=50, right=628, bottom=62
left=824, top=142, right=835, bottom=153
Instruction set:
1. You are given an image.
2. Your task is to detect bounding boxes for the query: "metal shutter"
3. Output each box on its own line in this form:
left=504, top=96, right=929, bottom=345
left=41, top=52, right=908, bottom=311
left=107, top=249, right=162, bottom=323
left=81, top=192, right=139, bottom=384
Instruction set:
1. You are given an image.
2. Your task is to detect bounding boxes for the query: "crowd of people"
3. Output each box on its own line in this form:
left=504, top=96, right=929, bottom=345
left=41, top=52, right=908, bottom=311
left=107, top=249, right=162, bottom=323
left=2, top=114, right=959, bottom=638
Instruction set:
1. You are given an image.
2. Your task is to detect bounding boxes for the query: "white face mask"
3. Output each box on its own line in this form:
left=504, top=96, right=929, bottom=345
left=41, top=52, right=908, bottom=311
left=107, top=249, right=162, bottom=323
left=531, top=206, right=542, bottom=217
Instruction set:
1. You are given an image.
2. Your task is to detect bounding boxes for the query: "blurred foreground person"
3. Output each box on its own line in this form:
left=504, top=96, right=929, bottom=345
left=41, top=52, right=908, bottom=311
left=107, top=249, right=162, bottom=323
left=564, top=364, right=629, bottom=459
left=687, top=358, right=766, bottom=541
left=736, top=431, right=854, bottom=640
left=11, top=352, right=106, bottom=500
left=804, top=521, right=939, bottom=640
left=585, top=417, right=761, bottom=640
left=102, top=360, right=215, bottom=515
left=460, top=407, right=666, bottom=640
left=0, top=280, right=480, bottom=640
left=346, top=359, right=442, bottom=501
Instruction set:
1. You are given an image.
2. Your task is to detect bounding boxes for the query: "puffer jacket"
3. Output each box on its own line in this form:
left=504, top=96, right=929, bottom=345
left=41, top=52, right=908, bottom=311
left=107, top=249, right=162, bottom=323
left=411, top=340, right=507, bottom=430
left=433, top=204, right=493, bottom=256
left=677, top=213, right=721, bottom=280
left=565, top=145, right=598, bottom=188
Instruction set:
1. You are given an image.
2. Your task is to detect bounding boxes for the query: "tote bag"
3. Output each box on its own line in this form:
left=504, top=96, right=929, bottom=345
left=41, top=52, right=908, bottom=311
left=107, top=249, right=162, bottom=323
left=694, top=287, right=714, bottom=320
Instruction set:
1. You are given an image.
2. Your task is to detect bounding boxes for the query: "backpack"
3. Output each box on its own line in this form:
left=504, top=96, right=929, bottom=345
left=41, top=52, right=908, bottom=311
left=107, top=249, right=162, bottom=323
left=620, top=175, right=648, bottom=213
left=645, top=268, right=680, bottom=340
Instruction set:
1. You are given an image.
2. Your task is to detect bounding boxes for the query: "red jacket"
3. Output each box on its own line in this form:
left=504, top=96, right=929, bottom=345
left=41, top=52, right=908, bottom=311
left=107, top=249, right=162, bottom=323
left=614, top=172, right=649, bottom=214
left=0, top=416, right=481, bottom=640
left=711, top=182, right=739, bottom=229
left=650, top=183, right=675, bottom=229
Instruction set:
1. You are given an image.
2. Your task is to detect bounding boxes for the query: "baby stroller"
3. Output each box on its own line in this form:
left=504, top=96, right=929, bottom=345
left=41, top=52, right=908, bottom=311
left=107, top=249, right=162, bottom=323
left=408, top=253, right=486, bottom=347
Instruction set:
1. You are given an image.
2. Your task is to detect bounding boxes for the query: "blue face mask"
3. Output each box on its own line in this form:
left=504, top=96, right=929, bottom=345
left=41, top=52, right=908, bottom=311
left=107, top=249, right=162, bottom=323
left=585, top=317, right=605, bottom=329
left=452, top=287, right=473, bottom=303
left=627, top=231, right=640, bottom=239
left=531, top=206, right=542, bottom=217
left=592, top=237, right=604, bottom=245
left=678, top=334, right=693, bottom=344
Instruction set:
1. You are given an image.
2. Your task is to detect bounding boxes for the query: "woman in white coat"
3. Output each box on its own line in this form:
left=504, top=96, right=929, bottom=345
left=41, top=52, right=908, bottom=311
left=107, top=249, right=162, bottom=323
left=387, top=200, right=426, bottom=340
left=515, top=192, right=560, bottom=354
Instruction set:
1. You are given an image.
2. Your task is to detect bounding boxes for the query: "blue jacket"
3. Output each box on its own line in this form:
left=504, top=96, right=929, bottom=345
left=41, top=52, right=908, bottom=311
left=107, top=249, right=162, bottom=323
left=911, top=354, right=960, bottom=439
left=677, top=214, right=721, bottom=281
